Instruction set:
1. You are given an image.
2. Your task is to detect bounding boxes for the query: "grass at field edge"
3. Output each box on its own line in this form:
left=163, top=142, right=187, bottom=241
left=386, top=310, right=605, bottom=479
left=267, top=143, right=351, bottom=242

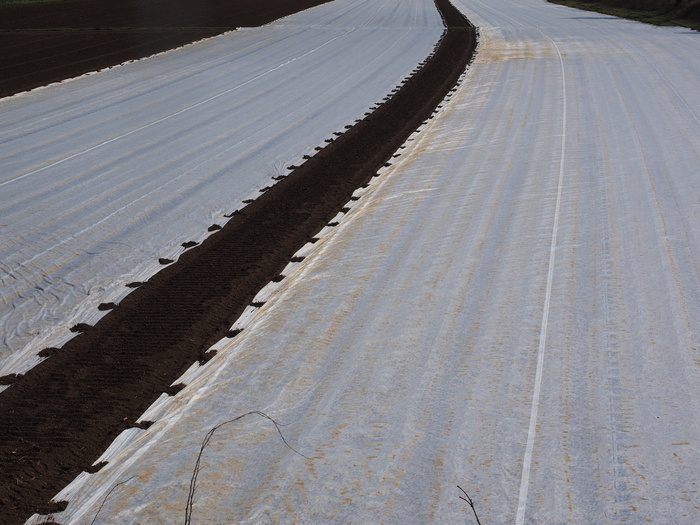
left=549, top=0, right=700, bottom=31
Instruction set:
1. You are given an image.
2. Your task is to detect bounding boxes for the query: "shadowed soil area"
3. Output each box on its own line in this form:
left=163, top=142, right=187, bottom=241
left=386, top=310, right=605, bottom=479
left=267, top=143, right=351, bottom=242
left=0, top=0, right=333, bottom=98
left=0, top=0, right=477, bottom=523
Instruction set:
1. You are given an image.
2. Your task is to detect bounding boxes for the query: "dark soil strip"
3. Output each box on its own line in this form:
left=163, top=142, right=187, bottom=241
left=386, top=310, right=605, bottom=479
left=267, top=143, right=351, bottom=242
left=0, top=0, right=333, bottom=98
left=0, top=1, right=476, bottom=523
left=548, top=0, right=700, bottom=29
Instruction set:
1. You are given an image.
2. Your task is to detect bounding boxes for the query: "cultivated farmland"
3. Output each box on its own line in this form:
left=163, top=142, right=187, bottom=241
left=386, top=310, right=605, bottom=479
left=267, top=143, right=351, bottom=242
left=2, top=0, right=700, bottom=523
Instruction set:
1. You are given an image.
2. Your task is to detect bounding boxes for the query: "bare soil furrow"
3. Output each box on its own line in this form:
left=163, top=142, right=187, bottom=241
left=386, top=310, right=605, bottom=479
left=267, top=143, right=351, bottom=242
left=0, top=0, right=333, bottom=98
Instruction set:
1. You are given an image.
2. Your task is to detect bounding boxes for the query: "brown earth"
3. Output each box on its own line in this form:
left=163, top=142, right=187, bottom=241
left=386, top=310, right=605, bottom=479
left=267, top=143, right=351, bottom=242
left=0, top=0, right=477, bottom=523
left=0, top=0, right=333, bottom=98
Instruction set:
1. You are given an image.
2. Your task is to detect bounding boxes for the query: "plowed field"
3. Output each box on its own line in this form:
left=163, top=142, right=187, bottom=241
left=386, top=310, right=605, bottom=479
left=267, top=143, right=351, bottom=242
left=0, top=0, right=332, bottom=98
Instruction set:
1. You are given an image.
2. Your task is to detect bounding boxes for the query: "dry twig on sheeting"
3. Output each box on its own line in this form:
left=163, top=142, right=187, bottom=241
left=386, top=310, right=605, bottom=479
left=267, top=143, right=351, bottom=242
left=458, top=485, right=483, bottom=525
left=185, top=411, right=308, bottom=525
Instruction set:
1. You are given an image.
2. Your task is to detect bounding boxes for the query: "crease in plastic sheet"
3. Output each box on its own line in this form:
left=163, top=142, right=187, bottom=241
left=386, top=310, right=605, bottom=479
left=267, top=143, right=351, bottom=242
left=52, top=472, right=93, bottom=504
left=93, top=428, right=146, bottom=466
left=230, top=305, right=263, bottom=331
left=136, top=393, right=174, bottom=424
left=251, top=279, right=287, bottom=304
left=171, top=361, right=203, bottom=387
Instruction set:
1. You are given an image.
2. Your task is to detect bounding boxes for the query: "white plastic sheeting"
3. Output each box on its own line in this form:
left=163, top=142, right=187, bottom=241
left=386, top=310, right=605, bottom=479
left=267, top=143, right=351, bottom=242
left=23, top=0, right=700, bottom=523
left=0, top=0, right=443, bottom=378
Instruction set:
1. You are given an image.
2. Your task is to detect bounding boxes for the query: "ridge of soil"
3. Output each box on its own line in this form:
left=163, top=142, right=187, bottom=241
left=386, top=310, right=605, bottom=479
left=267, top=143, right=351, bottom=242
left=0, top=1, right=477, bottom=523
left=0, top=0, right=333, bottom=98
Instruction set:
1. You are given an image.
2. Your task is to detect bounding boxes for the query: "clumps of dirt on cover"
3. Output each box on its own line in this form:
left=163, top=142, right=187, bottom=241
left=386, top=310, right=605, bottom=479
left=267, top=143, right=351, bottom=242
left=37, top=348, right=61, bottom=358
left=0, top=1, right=476, bottom=523
left=0, top=374, right=23, bottom=385
left=0, top=0, right=334, bottom=98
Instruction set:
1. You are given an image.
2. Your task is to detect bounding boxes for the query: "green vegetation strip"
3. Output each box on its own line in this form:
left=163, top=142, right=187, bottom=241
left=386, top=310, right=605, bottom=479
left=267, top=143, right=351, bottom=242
left=549, top=0, right=700, bottom=30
